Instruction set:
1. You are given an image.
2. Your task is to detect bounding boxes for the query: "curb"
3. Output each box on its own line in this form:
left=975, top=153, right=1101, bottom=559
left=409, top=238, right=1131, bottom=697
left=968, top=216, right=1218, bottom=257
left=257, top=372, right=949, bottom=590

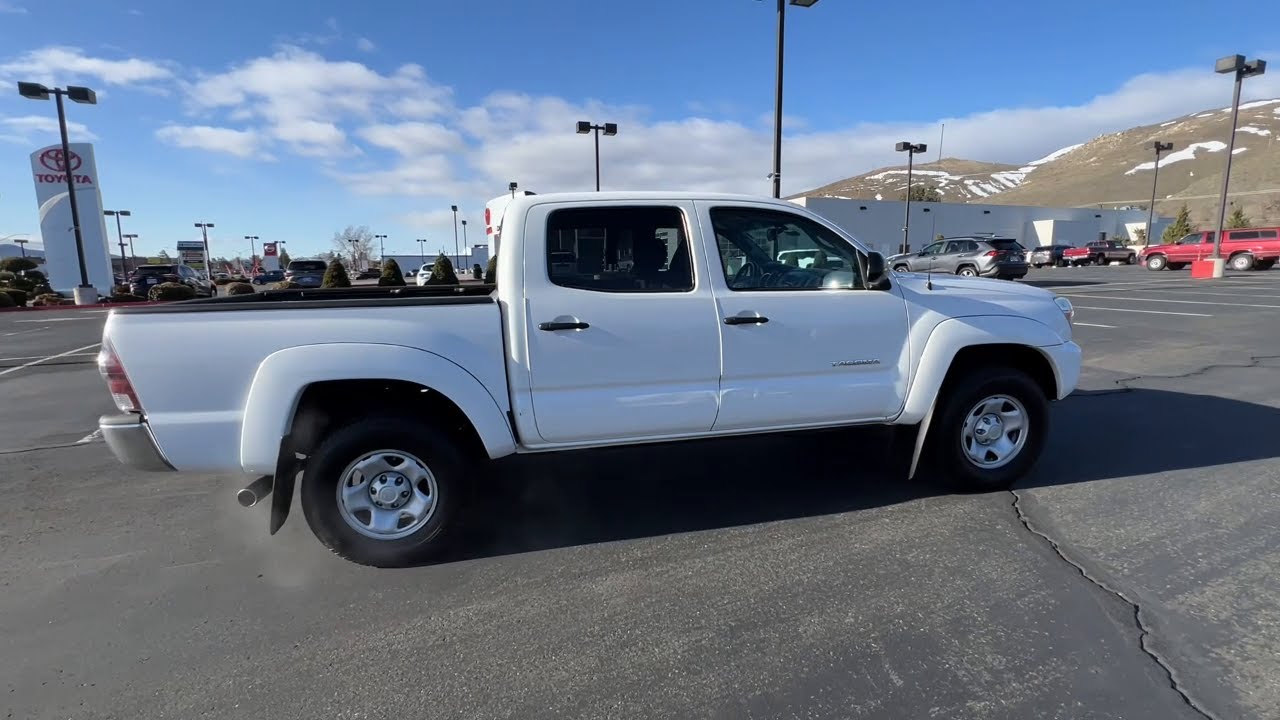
left=0, top=300, right=169, bottom=313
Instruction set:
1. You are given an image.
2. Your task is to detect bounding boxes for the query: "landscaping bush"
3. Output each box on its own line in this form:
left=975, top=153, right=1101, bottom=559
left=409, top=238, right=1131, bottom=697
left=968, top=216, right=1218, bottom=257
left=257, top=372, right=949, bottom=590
left=0, top=257, right=37, bottom=273
left=472, top=263, right=483, bottom=280
left=225, top=282, right=255, bottom=295
left=32, top=293, right=67, bottom=306
left=378, top=258, right=406, bottom=286
left=484, top=256, right=497, bottom=284
left=148, top=282, right=197, bottom=301
left=274, top=280, right=301, bottom=290
left=2, top=276, right=35, bottom=292
left=109, top=293, right=147, bottom=303
left=322, top=259, right=351, bottom=288
left=30, top=282, right=52, bottom=297
left=1, top=288, right=29, bottom=306
left=23, top=270, right=46, bottom=282
left=214, top=277, right=235, bottom=285
left=424, top=253, right=458, bottom=286
left=112, top=284, right=133, bottom=296
left=0, top=292, right=13, bottom=308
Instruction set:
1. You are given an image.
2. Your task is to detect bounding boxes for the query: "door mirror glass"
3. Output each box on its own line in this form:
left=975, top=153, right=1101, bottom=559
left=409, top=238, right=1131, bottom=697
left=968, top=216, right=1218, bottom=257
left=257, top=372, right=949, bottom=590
left=864, top=251, right=889, bottom=290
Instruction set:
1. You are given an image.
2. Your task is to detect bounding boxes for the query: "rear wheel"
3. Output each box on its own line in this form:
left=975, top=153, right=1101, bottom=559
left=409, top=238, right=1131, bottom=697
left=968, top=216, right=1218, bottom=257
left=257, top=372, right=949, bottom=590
left=1095, top=256, right=1110, bottom=266
left=893, top=264, right=910, bottom=273
left=1229, top=253, right=1255, bottom=271
left=1126, top=254, right=1136, bottom=265
left=957, top=266, right=978, bottom=277
left=1145, top=254, right=1168, bottom=271
left=301, top=416, right=462, bottom=567
left=927, top=367, right=1048, bottom=492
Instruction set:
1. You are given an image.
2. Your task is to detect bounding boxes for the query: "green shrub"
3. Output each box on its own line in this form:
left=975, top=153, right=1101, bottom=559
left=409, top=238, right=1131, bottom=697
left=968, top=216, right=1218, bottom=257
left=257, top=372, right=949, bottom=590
left=0, top=257, right=37, bottom=273
left=30, top=282, right=52, bottom=297
left=1, top=288, right=29, bottom=306
left=109, top=293, right=147, bottom=303
left=214, top=277, right=235, bottom=285
left=322, top=259, right=351, bottom=288
left=32, top=293, right=67, bottom=306
left=23, top=270, right=46, bottom=282
left=2, top=276, right=35, bottom=292
left=274, top=280, right=301, bottom=290
left=0, top=292, right=13, bottom=308
left=0, top=271, right=14, bottom=283
left=378, top=258, right=406, bottom=286
left=148, top=282, right=197, bottom=301
left=472, top=263, right=483, bottom=280
left=424, top=253, right=458, bottom=285
left=112, top=284, right=132, bottom=296
left=225, top=282, right=255, bottom=296
left=484, top=256, right=497, bottom=284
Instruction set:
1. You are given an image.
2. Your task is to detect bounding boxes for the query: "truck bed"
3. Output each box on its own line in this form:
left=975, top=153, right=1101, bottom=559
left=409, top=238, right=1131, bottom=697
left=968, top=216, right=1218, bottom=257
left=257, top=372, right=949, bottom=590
left=113, top=284, right=496, bottom=314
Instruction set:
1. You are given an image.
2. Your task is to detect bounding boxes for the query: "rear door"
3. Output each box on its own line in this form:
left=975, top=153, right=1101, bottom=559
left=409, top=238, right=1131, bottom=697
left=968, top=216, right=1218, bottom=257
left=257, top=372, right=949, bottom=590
left=520, top=201, right=722, bottom=444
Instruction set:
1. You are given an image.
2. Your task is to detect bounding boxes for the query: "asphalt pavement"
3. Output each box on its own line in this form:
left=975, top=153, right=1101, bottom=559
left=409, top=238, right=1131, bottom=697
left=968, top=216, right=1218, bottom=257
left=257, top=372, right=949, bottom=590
left=2, top=265, right=1279, bottom=719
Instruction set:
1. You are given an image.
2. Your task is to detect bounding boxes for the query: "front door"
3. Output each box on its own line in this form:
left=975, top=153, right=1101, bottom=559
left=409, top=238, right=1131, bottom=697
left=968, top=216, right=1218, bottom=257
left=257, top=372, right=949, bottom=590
left=701, top=203, right=912, bottom=431
left=522, top=202, right=722, bottom=444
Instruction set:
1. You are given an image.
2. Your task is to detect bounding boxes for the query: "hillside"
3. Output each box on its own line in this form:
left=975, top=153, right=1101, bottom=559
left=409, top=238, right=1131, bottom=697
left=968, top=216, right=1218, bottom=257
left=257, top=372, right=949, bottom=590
left=796, top=100, right=1280, bottom=227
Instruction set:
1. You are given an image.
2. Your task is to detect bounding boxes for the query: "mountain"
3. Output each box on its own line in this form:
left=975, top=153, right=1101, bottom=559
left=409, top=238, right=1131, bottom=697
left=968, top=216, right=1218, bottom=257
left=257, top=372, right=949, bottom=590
left=0, top=243, right=44, bottom=259
left=796, top=99, right=1280, bottom=227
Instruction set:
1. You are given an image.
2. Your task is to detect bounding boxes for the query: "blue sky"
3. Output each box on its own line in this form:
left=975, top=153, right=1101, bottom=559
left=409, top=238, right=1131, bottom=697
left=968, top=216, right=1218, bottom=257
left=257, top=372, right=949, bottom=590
left=1, top=0, right=1278, bottom=259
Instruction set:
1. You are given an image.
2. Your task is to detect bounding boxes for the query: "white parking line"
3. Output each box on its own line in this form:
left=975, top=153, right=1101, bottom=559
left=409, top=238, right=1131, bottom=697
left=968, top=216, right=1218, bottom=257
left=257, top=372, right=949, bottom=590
left=14, top=317, right=99, bottom=323
left=0, top=352, right=98, bottom=363
left=1126, top=288, right=1280, bottom=300
left=1060, top=294, right=1280, bottom=309
left=1073, top=306, right=1213, bottom=317
left=0, top=326, right=49, bottom=337
left=0, top=342, right=101, bottom=378
left=1073, top=322, right=1116, bottom=328
left=76, top=429, right=103, bottom=444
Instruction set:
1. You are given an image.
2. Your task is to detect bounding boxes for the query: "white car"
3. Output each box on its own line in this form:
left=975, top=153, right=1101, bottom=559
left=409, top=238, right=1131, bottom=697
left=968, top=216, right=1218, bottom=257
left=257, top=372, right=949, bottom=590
left=97, top=191, right=1080, bottom=567
left=414, top=263, right=432, bottom=286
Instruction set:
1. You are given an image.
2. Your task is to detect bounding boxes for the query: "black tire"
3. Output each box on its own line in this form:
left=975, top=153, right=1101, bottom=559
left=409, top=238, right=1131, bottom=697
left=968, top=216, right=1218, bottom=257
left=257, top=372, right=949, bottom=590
left=1125, top=254, right=1136, bottom=265
left=1145, top=254, right=1168, bottom=271
left=1229, top=253, right=1255, bottom=271
left=301, top=417, right=462, bottom=567
left=925, top=367, right=1048, bottom=492
left=893, top=264, right=909, bottom=273
left=1055, top=258, right=1067, bottom=268
left=1094, top=256, right=1109, bottom=266
left=957, top=265, right=978, bottom=277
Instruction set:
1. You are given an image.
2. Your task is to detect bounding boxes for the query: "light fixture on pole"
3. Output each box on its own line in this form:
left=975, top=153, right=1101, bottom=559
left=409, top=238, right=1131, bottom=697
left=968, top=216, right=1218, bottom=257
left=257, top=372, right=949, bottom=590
left=14, top=238, right=29, bottom=258
left=575, top=121, right=618, bottom=191
left=1209, top=54, right=1267, bottom=277
left=509, top=181, right=518, bottom=198
left=18, top=81, right=97, bottom=295
left=894, top=141, right=928, bottom=254
left=194, top=222, right=214, bottom=279
left=1145, top=141, right=1173, bottom=247
left=123, top=234, right=137, bottom=266
left=374, top=234, right=387, bottom=260
left=244, top=235, right=259, bottom=273
left=768, top=0, right=819, bottom=199
left=416, top=238, right=427, bottom=265
left=104, top=209, right=131, bottom=277
left=450, top=205, right=460, bottom=268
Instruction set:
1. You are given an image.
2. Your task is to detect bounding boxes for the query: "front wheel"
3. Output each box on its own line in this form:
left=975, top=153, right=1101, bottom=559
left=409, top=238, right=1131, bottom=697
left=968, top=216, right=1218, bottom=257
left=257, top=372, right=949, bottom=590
left=893, top=264, right=910, bottom=273
left=301, top=417, right=461, bottom=567
left=1145, top=254, right=1168, bottom=271
left=926, top=367, right=1048, bottom=492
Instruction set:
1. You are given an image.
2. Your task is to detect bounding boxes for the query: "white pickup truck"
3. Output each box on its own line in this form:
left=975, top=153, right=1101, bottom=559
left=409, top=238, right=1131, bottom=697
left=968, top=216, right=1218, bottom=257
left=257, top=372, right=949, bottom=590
left=98, top=192, right=1080, bottom=567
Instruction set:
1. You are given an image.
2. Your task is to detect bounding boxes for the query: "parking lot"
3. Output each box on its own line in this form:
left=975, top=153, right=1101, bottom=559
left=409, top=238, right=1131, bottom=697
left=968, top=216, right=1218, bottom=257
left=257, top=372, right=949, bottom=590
left=3, top=265, right=1279, bottom=719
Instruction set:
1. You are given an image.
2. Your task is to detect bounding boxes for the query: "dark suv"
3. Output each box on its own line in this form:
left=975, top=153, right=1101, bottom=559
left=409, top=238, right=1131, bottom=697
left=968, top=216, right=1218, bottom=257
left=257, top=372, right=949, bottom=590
left=888, top=236, right=1028, bottom=280
left=127, top=264, right=214, bottom=297
left=284, top=260, right=327, bottom=288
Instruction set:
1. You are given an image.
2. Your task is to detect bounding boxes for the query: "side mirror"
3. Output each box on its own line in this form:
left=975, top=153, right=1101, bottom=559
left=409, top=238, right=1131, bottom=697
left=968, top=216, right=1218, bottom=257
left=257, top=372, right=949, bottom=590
left=864, top=251, right=890, bottom=290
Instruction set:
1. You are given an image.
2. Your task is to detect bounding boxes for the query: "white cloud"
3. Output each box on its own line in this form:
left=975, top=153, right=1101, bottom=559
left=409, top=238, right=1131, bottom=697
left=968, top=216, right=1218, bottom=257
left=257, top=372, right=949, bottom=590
left=356, top=37, right=377, bottom=52
left=0, top=1, right=26, bottom=13
left=399, top=209, right=459, bottom=230
left=0, top=46, right=171, bottom=86
left=357, top=122, right=463, bottom=155
left=155, top=125, right=266, bottom=159
left=269, top=118, right=351, bottom=157
left=0, top=114, right=97, bottom=140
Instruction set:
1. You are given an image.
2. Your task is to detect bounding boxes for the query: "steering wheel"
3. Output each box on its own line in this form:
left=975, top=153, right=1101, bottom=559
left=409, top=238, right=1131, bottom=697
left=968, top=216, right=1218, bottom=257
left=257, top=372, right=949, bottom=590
left=733, top=261, right=761, bottom=288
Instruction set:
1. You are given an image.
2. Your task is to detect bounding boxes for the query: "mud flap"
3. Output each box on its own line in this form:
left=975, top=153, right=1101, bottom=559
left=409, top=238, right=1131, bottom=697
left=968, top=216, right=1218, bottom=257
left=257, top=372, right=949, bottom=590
left=269, top=434, right=302, bottom=535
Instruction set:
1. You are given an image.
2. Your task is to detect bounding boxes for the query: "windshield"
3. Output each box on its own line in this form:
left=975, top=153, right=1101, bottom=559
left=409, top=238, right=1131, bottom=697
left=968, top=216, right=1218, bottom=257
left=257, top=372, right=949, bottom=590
left=134, top=266, right=177, bottom=276
left=987, top=239, right=1024, bottom=252
left=288, top=261, right=327, bottom=273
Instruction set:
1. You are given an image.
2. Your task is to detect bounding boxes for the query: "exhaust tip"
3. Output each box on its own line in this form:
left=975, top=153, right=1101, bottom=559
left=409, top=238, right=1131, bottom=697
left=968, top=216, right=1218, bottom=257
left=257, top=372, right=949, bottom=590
left=237, top=475, right=274, bottom=508
left=236, top=488, right=260, bottom=508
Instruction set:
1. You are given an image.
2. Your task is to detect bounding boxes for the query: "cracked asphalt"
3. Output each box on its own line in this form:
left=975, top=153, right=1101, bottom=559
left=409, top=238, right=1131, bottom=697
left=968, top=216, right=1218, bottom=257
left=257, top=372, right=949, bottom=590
left=2, top=266, right=1278, bottom=719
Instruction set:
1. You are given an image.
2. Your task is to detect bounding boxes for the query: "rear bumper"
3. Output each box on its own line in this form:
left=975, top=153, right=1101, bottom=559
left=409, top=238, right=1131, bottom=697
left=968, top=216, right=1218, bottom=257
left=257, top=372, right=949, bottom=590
left=982, top=262, right=1028, bottom=279
left=99, top=414, right=174, bottom=472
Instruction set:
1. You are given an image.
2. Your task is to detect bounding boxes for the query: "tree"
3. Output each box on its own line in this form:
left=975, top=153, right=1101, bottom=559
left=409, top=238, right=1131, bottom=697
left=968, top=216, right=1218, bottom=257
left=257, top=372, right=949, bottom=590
left=1133, top=228, right=1147, bottom=244
left=1161, top=204, right=1195, bottom=244
left=157, top=249, right=171, bottom=259
left=900, top=185, right=942, bottom=202
left=0, top=257, right=37, bottom=273
left=1226, top=204, right=1250, bottom=229
left=322, top=258, right=351, bottom=288
left=484, top=256, right=497, bottom=284
left=279, top=249, right=292, bottom=266
left=424, top=253, right=459, bottom=285
left=332, top=225, right=375, bottom=270
left=378, top=258, right=406, bottom=286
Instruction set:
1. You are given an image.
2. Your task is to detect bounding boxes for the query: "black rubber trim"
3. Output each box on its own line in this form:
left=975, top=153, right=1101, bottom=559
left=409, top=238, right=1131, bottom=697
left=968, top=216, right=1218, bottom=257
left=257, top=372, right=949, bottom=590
left=112, top=286, right=495, bottom=315
left=270, top=433, right=300, bottom=536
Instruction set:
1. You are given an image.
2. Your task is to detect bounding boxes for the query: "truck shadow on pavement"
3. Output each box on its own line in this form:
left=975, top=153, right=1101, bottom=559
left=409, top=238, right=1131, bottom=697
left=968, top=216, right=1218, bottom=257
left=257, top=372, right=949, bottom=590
left=439, top=388, right=1278, bottom=563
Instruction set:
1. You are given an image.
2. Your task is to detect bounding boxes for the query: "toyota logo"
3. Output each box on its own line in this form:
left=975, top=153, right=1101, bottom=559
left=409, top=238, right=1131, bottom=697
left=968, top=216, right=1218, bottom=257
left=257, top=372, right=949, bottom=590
left=39, top=148, right=82, bottom=172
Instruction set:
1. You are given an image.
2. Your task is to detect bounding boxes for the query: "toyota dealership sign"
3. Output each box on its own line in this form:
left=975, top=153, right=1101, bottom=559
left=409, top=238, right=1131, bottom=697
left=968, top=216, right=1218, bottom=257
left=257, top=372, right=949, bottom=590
left=29, top=143, right=113, bottom=293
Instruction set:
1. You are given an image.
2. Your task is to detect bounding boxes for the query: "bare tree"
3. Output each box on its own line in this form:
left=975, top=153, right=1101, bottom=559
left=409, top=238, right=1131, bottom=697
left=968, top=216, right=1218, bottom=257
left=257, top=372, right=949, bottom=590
left=332, top=225, right=375, bottom=270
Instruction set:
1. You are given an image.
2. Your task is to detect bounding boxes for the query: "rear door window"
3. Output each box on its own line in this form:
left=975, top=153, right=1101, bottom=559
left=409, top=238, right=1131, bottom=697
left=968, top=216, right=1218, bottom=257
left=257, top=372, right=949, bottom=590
left=1227, top=231, right=1260, bottom=241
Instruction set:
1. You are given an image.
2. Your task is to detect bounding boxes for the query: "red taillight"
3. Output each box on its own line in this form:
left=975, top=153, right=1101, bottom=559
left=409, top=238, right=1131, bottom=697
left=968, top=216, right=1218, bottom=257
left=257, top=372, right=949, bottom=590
left=985, top=250, right=1000, bottom=257
left=98, top=341, right=141, bottom=413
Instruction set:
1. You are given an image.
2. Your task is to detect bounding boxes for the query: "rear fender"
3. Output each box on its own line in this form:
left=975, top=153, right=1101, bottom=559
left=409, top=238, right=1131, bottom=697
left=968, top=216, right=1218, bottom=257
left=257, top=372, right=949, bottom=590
left=239, top=343, right=516, bottom=475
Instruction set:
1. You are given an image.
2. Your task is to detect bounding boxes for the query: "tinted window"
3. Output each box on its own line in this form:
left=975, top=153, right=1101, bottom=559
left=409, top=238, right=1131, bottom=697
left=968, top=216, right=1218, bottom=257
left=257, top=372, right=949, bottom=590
left=135, top=265, right=177, bottom=276
left=288, top=261, right=327, bottom=273
left=987, top=239, right=1023, bottom=252
left=921, top=242, right=944, bottom=255
left=545, top=206, right=692, bottom=293
left=710, top=207, right=863, bottom=291
left=1260, top=230, right=1278, bottom=239
left=1227, top=231, right=1260, bottom=240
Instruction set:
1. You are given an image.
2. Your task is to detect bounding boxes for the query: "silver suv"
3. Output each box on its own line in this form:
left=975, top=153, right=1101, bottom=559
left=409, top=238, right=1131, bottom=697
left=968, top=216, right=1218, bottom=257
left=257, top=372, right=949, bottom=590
left=888, top=236, right=1028, bottom=280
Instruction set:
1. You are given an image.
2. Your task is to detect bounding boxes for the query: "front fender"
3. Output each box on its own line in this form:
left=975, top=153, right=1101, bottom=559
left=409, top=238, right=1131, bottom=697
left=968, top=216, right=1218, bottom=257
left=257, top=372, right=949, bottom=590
left=239, top=343, right=516, bottom=474
left=900, top=315, right=1069, bottom=425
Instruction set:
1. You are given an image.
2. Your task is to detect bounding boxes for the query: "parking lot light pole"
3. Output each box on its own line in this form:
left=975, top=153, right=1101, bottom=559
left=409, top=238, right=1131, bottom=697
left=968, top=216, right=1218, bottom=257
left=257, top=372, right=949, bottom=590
left=575, top=121, right=618, bottom=191
left=450, top=205, right=460, bottom=268
left=123, top=234, right=137, bottom=267
left=460, top=220, right=468, bottom=266
left=104, top=210, right=131, bottom=276
left=417, top=238, right=427, bottom=265
left=895, top=141, right=928, bottom=254
left=18, top=82, right=96, bottom=291
left=769, top=0, right=819, bottom=199
left=244, top=236, right=259, bottom=273
left=1210, top=54, right=1267, bottom=277
left=1145, top=141, right=1173, bottom=247
left=13, top=238, right=29, bottom=257
left=194, top=222, right=214, bottom=279
left=374, top=234, right=387, bottom=261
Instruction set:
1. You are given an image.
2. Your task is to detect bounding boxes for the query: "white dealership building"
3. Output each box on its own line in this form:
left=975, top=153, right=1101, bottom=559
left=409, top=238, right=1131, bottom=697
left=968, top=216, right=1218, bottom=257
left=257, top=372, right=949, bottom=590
left=792, top=196, right=1170, bottom=256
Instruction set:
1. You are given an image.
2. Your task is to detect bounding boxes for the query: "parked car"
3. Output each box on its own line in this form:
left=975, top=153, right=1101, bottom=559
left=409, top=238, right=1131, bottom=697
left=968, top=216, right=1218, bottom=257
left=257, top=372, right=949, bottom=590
left=252, top=270, right=285, bottom=285
left=415, top=263, right=433, bottom=286
left=127, top=264, right=214, bottom=298
left=1028, top=245, right=1075, bottom=268
left=284, top=260, right=327, bottom=287
left=355, top=268, right=380, bottom=280
left=97, top=191, right=1080, bottom=567
left=888, top=236, right=1028, bottom=280
left=1062, top=240, right=1135, bottom=267
left=1138, top=228, right=1280, bottom=271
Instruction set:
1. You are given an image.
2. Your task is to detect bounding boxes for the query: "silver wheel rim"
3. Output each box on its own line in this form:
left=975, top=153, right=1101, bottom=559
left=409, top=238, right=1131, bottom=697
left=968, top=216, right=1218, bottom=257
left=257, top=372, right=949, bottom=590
left=336, top=450, right=438, bottom=540
left=960, top=394, right=1028, bottom=470
left=960, top=268, right=975, bottom=276
left=1149, top=257, right=1164, bottom=269
left=1232, top=256, right=1249, bottom=270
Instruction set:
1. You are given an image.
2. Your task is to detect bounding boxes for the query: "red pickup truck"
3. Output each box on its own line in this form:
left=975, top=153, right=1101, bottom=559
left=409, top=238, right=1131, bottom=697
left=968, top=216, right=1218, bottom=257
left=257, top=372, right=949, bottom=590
left=1063, top=240, right=1137, bottom=267
left=1138, top=228, right=1280, bottom=271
